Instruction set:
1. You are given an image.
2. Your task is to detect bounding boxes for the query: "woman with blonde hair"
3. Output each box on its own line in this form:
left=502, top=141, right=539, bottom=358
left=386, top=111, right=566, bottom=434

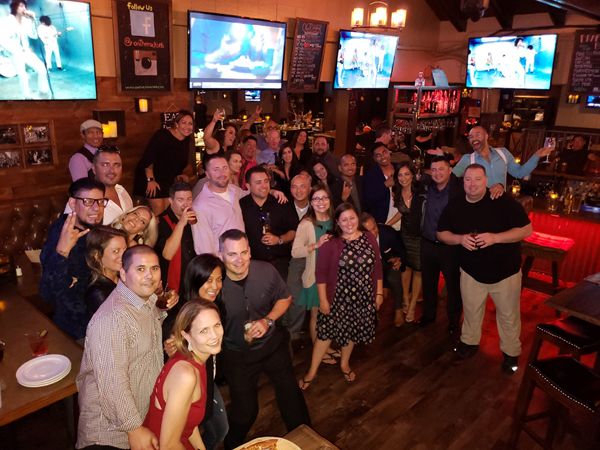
left=144, top=299, right=223, bottom=450
left=111, top=205, right=158, bottom=247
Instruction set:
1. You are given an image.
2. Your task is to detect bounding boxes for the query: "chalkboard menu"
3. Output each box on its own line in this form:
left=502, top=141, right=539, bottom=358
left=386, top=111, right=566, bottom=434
left=288, top=18, right=329, bottom=93
left=114, top=0, right=171, bottom=92
left=569, top=30, right=600, bottom=95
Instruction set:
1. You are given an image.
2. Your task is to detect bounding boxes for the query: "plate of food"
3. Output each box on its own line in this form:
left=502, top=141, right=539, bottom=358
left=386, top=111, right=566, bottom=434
left=235, top=436, right=301, bottom=450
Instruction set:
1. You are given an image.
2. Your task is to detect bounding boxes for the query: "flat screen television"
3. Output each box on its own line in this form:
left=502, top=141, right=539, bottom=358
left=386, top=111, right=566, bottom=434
left=0, top=0, right=96, bottom=101
left=586, top=95, right=600, bottom=109
left=466, top=34, right=557, bottom=90
left=188, top=11, right=287, bottom=89
left=244, top=90, right=261, bottom=102
left=333, top=30, right=398, bottom=89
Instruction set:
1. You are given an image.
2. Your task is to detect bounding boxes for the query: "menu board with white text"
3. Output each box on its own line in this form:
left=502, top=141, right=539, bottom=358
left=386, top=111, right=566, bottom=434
left=288, top=18, right=329, bottom=93
left=569, top=30, right=600, bottom=95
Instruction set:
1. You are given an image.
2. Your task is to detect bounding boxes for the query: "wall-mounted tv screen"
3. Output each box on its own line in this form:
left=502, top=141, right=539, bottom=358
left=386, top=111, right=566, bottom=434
left=245, top=90, right=261, bottom=102
left=586, top=95, right=600, bottom=109
left=188, top=11, right=286, bottom=90
left=0, top=0, right=96, bottom=101
left=466, top=34, right=557, bottom=90
left=333, top=30, right=398, bottom=89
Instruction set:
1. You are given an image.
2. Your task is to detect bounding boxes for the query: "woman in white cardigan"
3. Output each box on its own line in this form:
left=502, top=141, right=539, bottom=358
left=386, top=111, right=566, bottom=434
left=291, top=183, right=338, bottom=364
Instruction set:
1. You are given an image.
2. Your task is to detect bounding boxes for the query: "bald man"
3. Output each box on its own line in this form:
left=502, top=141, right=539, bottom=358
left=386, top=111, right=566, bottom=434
left=452, top=126, right=552, bottom=199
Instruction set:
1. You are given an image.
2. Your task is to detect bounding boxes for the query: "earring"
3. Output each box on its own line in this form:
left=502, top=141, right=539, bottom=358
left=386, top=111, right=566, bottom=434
left=188, top=341, right=193, bottom=352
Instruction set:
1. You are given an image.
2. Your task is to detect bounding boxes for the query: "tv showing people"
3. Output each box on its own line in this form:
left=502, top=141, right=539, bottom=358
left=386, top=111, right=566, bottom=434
left=466, top=34, right=557, bottom=90
left=333, top=30, right=398, bottom=89
left=188, top=11, right=286, bottom=89
left=0, top=0, right=96, bottom=101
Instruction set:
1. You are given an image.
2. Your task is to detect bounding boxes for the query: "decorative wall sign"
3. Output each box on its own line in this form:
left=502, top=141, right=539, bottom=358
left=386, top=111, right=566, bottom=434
left=287, top=18, right=328, bottom=93
left=113, top=0, right=172, bottom=92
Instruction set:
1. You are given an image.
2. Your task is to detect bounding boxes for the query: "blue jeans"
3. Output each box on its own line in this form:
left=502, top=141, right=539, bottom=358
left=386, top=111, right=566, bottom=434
left=201, top=383, right=229, bottom=450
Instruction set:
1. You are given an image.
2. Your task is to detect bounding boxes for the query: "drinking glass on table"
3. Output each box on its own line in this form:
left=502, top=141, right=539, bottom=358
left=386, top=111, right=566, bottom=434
left=25, top=330, right=48, bottom=357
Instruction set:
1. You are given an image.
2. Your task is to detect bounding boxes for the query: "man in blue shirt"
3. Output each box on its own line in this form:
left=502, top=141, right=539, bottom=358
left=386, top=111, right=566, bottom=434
left=452, top=126, right=552, bottom=199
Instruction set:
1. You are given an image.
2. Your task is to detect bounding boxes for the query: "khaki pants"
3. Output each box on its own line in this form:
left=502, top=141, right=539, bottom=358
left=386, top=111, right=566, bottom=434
left=460, top=269, right=522, bottom=357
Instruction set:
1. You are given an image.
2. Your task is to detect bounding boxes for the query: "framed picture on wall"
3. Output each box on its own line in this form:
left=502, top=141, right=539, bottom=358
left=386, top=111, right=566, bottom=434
left=23, top=124, right=50, bottom=145
left=0, top=150, right=22, bottom=168
left=26, top=147, right=54, bottom=167
left=0, top=125, right=20, bottom=146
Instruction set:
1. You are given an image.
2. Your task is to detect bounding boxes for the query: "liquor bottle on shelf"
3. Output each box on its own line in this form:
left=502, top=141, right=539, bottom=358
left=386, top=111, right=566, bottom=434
left=415, top=71, right=425, bottom=87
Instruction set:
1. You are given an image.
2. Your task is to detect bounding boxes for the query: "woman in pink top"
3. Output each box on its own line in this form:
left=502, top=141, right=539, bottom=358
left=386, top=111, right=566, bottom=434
left=144, top=300, right=223, bottom=450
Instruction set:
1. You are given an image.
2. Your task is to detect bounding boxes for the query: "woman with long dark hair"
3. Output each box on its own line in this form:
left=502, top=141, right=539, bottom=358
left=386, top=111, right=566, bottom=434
left=386, top=162, right=423, bottom=323
left=85, top=226, right=128, bottom=319
left=133, top=109, right=195, bottom=215
left=271, top=146, right=303, bottom=197
left=299, top=203, right=383, bottom=389
left=289, top=130, right=312, bottom=167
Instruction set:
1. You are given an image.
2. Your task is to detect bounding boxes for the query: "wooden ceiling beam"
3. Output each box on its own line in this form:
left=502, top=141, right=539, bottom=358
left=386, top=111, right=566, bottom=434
left=425, top=0, right=468, bottom=32
left=490, top=0, right=514, bottom=30
left=548, top=8, right=567, bottom=26
left=535, top=0, right=600, bottom=21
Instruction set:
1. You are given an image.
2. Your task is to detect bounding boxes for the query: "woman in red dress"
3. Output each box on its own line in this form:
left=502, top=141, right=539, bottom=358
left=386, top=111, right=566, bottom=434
left=144, top=300, right=223, bottom=450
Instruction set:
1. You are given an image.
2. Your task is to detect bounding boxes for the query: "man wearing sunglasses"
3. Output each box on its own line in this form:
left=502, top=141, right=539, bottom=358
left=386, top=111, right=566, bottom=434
left=40, top=178, right=107, bottom=340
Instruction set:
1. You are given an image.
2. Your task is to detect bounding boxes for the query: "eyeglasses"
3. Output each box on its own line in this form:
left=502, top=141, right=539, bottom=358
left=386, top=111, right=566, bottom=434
left=311, top=196, right=329, bottom=203
left=74, top=197, right=108, bottom=207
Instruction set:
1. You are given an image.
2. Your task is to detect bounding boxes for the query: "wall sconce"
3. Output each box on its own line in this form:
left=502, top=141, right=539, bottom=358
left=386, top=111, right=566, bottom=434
left=222, top=92, right=228, bottom=99
left=352, top=2, right=407, bottom=32
left=273, top=93, right=278, bottom=100
left=135, top=98, right=152, bottom=113
left=325, top=97, right=332, bottom=103
left=93, top=110, right=126, bottom=138
left=567, top=93, right=580, bottom=104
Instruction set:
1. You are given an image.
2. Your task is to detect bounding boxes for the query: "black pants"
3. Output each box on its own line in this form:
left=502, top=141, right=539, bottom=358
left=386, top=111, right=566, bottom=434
left=420, top=239, right=462, bottom=326
left=222, top=330, right=310, bottom=449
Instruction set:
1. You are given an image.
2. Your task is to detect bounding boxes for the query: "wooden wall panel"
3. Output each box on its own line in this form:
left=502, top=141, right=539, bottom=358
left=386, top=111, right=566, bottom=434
left=0, top=78, right=193, bottom=207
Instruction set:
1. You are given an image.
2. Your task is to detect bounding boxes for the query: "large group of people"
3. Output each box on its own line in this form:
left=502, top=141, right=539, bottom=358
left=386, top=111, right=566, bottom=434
left=37, top=108, right=558, bottom=449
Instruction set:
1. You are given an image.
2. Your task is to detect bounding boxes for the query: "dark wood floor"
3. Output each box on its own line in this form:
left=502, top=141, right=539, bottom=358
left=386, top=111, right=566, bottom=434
left=5, top=286, right=590, bottom=450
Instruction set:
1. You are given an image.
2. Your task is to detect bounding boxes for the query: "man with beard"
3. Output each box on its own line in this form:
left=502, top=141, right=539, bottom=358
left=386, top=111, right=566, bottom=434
left=437, top=164, right=532, bottom=375
left=452, top=126, right=551, bottom=199
left=330, top=153, right=363, bottom=211
left=309, top=136, right=341, bottom=179
left=40, top=178, right=107, bottom=339
left=65, top=145, right=133, bottom=224
left=218, top=230, right=310, bottom=449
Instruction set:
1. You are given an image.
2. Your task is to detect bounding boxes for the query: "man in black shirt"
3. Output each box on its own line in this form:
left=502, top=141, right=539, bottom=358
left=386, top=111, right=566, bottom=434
left=437, top=164, right=532, bottom=374
left=219, top=229, right=310, bottom=449
left=240, top=166, right=298, bottom=280
left=155, top=181, right=197, bottom=334
left=330, top=153, right=363, bottom=212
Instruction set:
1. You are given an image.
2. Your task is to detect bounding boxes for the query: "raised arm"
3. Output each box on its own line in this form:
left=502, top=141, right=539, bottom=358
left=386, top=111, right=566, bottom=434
left=202, top=110, right=224, bottom=154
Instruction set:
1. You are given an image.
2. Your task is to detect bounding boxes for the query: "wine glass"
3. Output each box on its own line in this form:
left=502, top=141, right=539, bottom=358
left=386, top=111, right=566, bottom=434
left=218, top=108, right=226, bottom=130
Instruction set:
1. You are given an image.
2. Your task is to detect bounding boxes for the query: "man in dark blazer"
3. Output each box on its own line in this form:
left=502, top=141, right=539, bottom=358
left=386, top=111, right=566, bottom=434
left=360, top=213, right=406, bottom=327
left=330, top=153, right=363, bottom=212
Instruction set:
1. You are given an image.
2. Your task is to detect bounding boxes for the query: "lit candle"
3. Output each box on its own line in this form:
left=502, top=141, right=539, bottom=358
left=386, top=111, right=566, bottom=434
left=138, top=98, right=148, bottom=113
left=351, top=8, right=364, bottom=27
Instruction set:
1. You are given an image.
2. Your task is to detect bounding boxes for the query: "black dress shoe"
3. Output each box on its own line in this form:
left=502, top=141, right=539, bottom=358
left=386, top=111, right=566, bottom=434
left=501, top=352, right=519, bottom=375
left=454, top=341, right=479, bottom=359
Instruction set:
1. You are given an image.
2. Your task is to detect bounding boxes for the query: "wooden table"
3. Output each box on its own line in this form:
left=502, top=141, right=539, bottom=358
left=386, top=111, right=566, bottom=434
left=284, top=424, right=339, bottom=449
left=544, top=280, right=600, bottom=326
left=0, top=284, right=82, bottom=426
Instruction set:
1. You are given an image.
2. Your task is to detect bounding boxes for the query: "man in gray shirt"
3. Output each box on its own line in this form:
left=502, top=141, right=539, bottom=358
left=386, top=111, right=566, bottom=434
left=76, top=245, right=178, bottom=450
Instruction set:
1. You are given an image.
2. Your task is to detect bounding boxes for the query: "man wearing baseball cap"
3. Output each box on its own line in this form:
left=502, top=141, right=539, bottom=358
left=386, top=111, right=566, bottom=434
left=68, top=119, right=104, bottom=181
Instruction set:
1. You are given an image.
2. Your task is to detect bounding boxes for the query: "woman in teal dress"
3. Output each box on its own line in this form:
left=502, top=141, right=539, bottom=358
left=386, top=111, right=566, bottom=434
left=291, top=183, right=338, bottom=363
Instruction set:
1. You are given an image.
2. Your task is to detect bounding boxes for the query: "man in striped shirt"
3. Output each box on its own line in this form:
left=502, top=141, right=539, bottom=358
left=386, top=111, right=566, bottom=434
left=76, top=245, right=174, bottom=450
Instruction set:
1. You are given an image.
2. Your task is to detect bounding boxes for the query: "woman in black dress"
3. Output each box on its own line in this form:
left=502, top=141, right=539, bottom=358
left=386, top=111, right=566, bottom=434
left=84, top=226, right=128, bottom=319
left=386, top=162, right=423, bottom=323
left=289, top=130, right=312, bottom=168
left=133, top=110, right=195, bottom=215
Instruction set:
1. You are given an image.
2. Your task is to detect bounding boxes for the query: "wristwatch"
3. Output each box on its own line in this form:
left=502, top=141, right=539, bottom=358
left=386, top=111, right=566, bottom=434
left=264, top=317, right=274, bottom=328
left=146, top=177, right=154, bottom=182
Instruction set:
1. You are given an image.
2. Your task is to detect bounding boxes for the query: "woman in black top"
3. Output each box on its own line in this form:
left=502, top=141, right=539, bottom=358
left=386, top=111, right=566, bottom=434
left=386, top=162, right=424, bottom=323
left=133, top=110, right=195, bottom=215
left=289, top=130, right=312, bottom=168
left=270, top=146, right=303, bottom=198
left=84, top=226, right=128, bottom=319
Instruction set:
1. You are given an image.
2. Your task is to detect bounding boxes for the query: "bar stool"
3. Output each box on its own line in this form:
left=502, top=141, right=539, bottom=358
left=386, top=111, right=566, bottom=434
left=509, top=356, right=600, bottom=449
left=528, top=317, right=600, bottom=371
left=521, top=232, right=575, bottom=294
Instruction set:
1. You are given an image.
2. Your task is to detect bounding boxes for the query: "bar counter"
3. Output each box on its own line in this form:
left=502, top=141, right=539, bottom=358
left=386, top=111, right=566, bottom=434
left=526, top=198, right=600, bottom=283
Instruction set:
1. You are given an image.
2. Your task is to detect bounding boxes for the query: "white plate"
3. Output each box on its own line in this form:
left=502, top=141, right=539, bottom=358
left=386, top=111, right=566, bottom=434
left=16, top=354, right=71, bottom=388
left=234, top=437, right=301, bottom=450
